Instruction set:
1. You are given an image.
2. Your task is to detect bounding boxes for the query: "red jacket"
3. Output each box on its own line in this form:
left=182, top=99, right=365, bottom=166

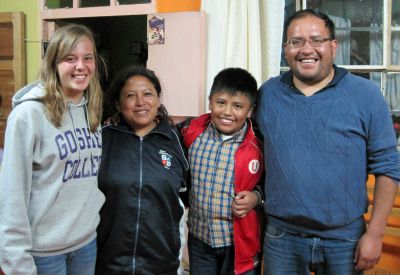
left=181, top=114, right=264, bottom=275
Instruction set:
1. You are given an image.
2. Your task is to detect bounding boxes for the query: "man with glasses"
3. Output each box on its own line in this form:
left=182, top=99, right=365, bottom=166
left=256, top=9, right=400, bottom=275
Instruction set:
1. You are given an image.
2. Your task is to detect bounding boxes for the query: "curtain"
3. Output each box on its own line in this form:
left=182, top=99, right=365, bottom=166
left=260, top=0, right=285, bottom=81
left=201, top=0, right=284, bottom=108
left=329, top=15, right=351, bottom=65
left=387, top=26, right=400, bottom=111
left=370, top=23, right=400, bottom=111
left=370, top=23, right=382, bottom=88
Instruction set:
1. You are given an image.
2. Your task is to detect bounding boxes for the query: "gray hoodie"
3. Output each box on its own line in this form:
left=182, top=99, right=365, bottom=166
left=0, top=82, right=105, bottom=275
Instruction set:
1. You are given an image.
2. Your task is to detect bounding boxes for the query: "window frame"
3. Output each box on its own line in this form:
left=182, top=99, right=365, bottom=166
left=41, top=0, right=157, bottom=19
left=283, top=0, right=398, bottom=93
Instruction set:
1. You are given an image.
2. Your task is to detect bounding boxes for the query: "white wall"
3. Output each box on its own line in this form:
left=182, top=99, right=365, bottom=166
left=147, top=11, right=206, bottom=116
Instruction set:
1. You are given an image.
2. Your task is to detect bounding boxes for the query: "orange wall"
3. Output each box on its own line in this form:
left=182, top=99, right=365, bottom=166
left=156, top=0, right=201, bottom=12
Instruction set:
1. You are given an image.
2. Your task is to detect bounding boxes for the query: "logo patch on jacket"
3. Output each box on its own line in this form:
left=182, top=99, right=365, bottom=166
left=248, top=160, right=260, bottom=174
left=159, top=150, right=172, bottom=169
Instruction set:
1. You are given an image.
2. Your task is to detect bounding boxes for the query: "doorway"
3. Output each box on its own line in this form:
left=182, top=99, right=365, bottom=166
left=44, top=11, right=206, bottom=117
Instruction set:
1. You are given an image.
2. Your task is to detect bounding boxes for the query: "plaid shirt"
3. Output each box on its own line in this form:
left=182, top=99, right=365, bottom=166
left=188, top=122, right=247, bottom=247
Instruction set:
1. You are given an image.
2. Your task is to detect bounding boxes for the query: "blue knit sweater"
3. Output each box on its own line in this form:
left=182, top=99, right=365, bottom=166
left=256, top=66, right=400, bottom=239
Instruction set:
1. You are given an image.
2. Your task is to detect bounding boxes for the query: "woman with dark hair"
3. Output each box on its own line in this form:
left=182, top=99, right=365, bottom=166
left=96, top=66, right=189, bottom=275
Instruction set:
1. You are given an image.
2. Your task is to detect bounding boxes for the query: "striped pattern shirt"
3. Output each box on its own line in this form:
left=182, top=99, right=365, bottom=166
left=188, top=122, right=247, bottom=247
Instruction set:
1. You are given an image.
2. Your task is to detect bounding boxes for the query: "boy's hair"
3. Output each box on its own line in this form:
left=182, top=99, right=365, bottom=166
left=209, top=68, right=258, bottom=105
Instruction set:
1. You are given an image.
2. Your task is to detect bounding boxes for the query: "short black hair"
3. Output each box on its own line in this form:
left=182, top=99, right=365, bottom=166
left=209, top=68, right=258, bottom=105
left=283, top=9, right=335, bottom=41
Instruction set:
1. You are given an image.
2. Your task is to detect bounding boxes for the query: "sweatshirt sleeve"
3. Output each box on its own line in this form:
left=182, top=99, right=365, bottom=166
left=0, top=112, right=37, bottom=275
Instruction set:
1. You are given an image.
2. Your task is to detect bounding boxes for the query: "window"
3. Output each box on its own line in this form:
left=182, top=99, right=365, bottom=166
left=80, top=0, right=109, bottom=7
left=45, top=0, right=72, bottom=9
left=44, top=0, right=152, bottom=9
left=118, top=0, right=151, bottom=4
left=80, top=0, right=151, bottom=7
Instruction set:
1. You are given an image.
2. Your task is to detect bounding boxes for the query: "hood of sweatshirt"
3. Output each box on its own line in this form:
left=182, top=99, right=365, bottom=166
left=12, top=81, right=44, bottom=108
left=12, top=81, right=88, bottom=109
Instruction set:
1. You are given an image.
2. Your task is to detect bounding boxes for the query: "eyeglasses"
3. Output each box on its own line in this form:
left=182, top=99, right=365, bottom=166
left=285, top=37, right=332, bottom=48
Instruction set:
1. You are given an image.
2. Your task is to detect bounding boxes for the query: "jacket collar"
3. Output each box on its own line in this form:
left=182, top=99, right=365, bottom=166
left=111, top=115, right=174, bottom=139
left=194, top=113, right=256, bottom=144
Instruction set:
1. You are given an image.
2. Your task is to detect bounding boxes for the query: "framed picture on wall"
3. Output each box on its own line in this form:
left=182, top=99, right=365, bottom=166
left=148, top=16, right=165, bottom=45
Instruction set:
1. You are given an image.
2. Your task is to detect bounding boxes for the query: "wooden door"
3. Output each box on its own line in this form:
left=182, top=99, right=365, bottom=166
left=0, top=12, right=25, bottom=148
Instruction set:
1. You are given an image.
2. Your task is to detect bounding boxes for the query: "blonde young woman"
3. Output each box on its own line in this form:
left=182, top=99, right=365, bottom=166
left=0, top=24, right=105, bottom=275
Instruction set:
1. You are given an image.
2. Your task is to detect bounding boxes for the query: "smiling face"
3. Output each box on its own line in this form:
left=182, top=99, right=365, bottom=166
left=209, top=91, right=253, bottom=135
left=117, top=75, right=161, bottom=137
left=56, top=36, right=95, bottom=103
left=284, top=15, right=337, bottom=88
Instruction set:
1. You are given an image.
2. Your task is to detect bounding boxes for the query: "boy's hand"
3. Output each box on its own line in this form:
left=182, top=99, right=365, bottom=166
left=232, top=191, right=259, bottom=218
left=104, top=112, right=120, bottom=126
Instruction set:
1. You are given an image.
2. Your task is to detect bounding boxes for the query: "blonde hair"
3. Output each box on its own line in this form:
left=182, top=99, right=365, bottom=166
left=39, top=24, right=102, bottom=132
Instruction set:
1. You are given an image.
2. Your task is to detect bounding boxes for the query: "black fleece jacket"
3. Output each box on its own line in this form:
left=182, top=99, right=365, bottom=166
left=96, top=117, right=188, bottom=275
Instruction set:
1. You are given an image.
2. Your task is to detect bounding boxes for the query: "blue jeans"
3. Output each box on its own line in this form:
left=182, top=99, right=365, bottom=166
left=263, top=224, right=363, bottom=275
left=188, top=234, right=258, bottom=275
left=33, top=238, right=97, bottom=275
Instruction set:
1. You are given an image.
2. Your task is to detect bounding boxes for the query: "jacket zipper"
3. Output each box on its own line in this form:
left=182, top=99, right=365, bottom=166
left=132, top=137, right=143, bottom=274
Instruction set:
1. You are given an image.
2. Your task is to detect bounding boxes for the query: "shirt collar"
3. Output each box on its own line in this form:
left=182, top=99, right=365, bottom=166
left=208, top=120, right=248, bottom=143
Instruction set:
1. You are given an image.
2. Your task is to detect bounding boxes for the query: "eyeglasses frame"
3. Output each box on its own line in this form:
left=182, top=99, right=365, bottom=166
left=285, top=37, right=333, bottom=48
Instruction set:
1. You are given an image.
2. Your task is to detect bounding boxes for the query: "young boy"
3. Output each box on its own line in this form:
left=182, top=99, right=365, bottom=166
left=180, top=68, right=264, bottom=275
